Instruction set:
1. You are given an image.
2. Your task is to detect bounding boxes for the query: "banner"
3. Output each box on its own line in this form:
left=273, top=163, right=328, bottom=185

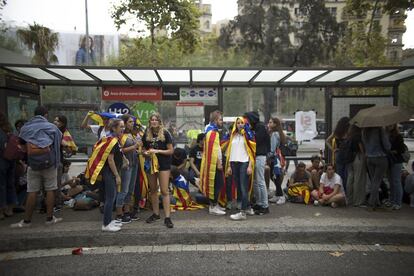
left=180, top=87, right=218, bottom=105
left=295, top=111, right=318, bottom=142
left=102, top=86, right=162, bottom=101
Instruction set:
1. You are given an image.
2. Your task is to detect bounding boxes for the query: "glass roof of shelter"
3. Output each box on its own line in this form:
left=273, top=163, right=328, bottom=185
left=2, top=64, right=413, bottom=87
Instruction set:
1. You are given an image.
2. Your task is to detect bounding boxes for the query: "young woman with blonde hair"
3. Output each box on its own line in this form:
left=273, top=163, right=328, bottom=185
left=142, top=113, right=174, bottom=228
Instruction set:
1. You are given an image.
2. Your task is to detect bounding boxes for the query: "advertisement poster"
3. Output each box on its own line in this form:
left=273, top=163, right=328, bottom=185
left=176, top=102, right=205, bottom=132
left=7, top=96, right=39, bottom=127
left=295, top=110, right=318, bottom=142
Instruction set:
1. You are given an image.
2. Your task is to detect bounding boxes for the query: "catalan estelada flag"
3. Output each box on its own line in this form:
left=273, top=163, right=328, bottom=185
left=62, top=129, right=78, bottom=152
left=85, top=136, right=119, bottom=184
left=88, top=111, right=123, bottom=126
left=171, top=175, right=204, bottom=211
left=224, top=117, right=256, bottom=199
left=200, top=123, right=222, bottom=201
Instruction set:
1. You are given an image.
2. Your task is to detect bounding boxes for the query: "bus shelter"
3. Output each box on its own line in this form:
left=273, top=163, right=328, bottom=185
left=1, top=63, right=414, bottom=157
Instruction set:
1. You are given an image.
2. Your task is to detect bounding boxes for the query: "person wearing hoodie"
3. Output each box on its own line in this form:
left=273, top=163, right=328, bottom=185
left=244, top=112, right=270, bottom=215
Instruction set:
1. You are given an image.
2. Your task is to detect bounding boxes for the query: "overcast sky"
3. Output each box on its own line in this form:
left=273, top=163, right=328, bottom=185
left=2, top=0, right=414, bottom=49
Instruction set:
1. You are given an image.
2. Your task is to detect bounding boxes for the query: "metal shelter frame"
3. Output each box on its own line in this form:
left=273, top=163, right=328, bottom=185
left=2, top=63, right=413, bottom=147
left=1, top=64, right=414, bottom=88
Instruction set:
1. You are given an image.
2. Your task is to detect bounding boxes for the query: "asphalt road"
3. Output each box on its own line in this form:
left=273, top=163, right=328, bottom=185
left=1, top=250, right=413, bottom=276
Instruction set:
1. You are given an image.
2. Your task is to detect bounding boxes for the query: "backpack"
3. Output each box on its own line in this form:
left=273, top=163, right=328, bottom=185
left=337, top=139, right=356, bottom=164
left=27, top=143, right=55, bottom=171
left=2, top=134, right=25, bottom=161
left=280, top=140, right=298, bottom=157
left=401, top=143, right=410, bottom=163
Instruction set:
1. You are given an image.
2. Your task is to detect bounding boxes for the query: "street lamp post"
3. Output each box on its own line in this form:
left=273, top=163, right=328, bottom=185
left=85, top=0, right=89, bottom=65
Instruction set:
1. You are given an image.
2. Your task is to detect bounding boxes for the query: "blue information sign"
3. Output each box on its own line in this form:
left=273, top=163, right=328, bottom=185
left=107, top=102, right=130, bottom=114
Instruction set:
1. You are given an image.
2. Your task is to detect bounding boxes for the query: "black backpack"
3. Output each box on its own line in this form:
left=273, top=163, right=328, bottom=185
left=337, top=139, right=356, bottom=164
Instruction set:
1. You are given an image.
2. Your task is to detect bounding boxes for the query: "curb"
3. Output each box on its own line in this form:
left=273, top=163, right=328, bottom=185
left=2, top=228, right=414, bottom=252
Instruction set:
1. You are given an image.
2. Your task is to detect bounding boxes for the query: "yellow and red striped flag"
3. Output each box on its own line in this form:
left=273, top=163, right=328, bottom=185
left=85, top=136, right=119, bottom=185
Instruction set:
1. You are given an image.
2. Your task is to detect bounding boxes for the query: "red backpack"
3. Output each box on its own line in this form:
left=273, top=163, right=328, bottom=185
left=3, top=134, right=25, bottom=161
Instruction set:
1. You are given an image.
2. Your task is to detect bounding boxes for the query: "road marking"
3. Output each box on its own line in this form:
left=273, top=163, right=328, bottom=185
left=1, top=243, right=413, bottom=261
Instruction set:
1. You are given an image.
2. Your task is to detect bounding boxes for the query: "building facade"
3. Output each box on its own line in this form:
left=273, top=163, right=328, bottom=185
left=237, top=0, right=407, bottom=63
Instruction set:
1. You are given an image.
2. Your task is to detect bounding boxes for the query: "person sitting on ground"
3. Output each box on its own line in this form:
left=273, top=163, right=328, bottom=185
left=306, top=155, right=324, bottom=190
left=188, top=133, right=205, bottom=187
left=286, top=162, right=314, bottom=204
left=171, top=147, right=188, bottom=180
left=170, top=166, right=204, bottom=211
left=311, top=164, right=346, bottom=208
left=60, top=160, right=83, bottom=203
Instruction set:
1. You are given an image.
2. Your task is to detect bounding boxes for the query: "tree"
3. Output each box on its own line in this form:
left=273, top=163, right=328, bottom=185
left=111, top=0, right=200, bottom=53
left=16, top=23, right=59, bottom=65
left=219, top=0, right=341, bottom=121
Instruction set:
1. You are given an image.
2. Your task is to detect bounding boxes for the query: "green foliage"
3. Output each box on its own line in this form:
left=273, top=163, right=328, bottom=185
left=111, top=0, right=200, bottom=53
left=334, top=20, right=389, bottom=67
left=16, top=23, right=59, bottom=65
left=0, top=33, right=22, bottom=53
left=114, top=34, right=249, bottom=67
left=219, top=0, right=341, bottom=120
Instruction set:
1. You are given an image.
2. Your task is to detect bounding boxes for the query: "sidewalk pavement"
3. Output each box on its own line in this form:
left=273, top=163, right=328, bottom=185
left=1, top=203, right=413, bottom=252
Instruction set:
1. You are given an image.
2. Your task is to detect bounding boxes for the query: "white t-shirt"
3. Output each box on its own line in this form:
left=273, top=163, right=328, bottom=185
left=320, top=172, right=344, bottom=194
left=90, top=125, right=109, bottom=140
left=229, top=134, right=249, bottom=162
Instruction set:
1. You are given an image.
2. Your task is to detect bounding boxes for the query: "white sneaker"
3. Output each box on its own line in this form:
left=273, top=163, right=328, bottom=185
left=276, top=196, right=286, bottom=205
left=269, top=196, right=279, bottom=203
left=209, top=205, right=226, bottom=216
left=314, top=200, right=319, bottom=206
left=102, top=224, right=121, bottom=232
left=245, top=207, right=255, bottom=216
left=45, top=216, right=63, bottom=225
left=110, top=220, right=123, bottom=227
left=216, top=205, right=226, bottom=212
left=230, top=211, right=246, bottom=221
left=10, top=220, right=32, bottom=228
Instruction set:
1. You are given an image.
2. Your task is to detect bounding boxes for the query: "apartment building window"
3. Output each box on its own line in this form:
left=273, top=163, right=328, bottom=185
left=373, top=8, right=381, bottom=17
left=329, top=7, right=337, bottom=17
left=204, top=20, right=210, bottom=30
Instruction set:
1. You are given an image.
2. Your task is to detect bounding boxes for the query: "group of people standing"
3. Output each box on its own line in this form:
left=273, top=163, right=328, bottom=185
left=200, top=110, right=289, bottom=220
left=2, top=106, right=412, bottom=233
left=327, top=117, right=410, bottom=210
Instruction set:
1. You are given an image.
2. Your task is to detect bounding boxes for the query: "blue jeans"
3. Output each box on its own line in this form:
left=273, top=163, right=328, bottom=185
left=254, top=156, right=268, bottom=208
left=389, top=162, right=403, bottom=206
left=103, top=168, right=117, bottom=226
left=116, top=166, right=132, bottom=208
left=124, top=164, right=138, bottom=206
left=211, top=169, right=224, bottom=204
left=231, top=161, right=249, bottom=210
left=335, top=152, right=348, bottom=192
left=0, top=160, right=16, bottom=208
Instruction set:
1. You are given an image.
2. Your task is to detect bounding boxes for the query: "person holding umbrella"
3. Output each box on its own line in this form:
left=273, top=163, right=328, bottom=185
left=351, top=105, right=412, bottom=211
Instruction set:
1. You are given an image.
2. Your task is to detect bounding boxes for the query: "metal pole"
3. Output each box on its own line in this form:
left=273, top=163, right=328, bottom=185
left=85, top=0, right=90, bottom=65
left=324, top=87, right=332, bottom=163
left=392, top=85, right=399, bottom=106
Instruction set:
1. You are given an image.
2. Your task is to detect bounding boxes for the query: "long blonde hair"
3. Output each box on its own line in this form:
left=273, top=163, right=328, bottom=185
left=146, top=112, right=165, bottom=142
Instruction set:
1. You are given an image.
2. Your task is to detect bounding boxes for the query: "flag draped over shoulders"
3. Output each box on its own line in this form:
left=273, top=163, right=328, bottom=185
left=85, top=136, right=119, bottom=184
left=171, top=175, right=204, bottom=211
left=62, top=130, right=78, bottom=152
left=224, top=117, right=256, bottom=198
left=200, top=123, right=220, bottom=200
